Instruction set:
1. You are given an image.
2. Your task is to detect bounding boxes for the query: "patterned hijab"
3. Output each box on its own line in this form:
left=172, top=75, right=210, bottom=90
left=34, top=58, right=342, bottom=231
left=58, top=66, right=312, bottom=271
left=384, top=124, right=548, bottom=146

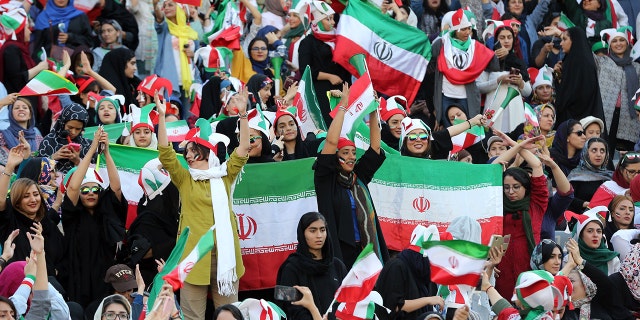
left=567, top=137, right=613, bottom=182
left=620, top=243, right=640, bottom=302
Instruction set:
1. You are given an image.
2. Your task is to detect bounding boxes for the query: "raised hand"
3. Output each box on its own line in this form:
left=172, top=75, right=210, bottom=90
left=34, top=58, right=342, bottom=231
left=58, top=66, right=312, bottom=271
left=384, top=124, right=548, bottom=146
left=27, top=222, right=44, bottom=254
left=2, top=229, right=19, bottom=261
left=154, top=91, right=166, bottom=116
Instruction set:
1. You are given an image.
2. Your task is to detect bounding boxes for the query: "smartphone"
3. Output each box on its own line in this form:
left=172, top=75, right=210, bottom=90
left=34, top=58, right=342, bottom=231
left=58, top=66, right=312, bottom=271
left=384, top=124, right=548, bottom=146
left=489, top=234, right=503, bottom=251
left=510, top=67, right=519, bottom=75
left=274, top=285, right=302, bottom=301
left=502, top=234, right=511, bottom=252
left=67, top=142, right=81, bottom=152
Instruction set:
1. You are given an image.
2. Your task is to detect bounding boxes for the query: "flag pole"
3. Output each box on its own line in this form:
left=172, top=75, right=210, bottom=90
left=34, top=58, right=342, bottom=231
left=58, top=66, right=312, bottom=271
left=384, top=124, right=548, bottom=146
left=323, top=296, right=338, bottom=317
left=486, top=80, right=504, bottom=128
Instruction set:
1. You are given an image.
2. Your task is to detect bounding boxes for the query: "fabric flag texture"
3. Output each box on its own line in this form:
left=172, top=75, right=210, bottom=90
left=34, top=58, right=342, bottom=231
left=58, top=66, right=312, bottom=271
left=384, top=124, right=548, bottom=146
left=204, top=0, right=243, bottom=46
left=166, top=120, right=190, bottom=142
left=486, top=85, right=523, bottom=132
left=147, top=227, right=190, bottom=308
left=423, top=240, right=490, bottom=286
left=523, top=103, right=539, bottom=127
left=329, top=71, right=378, bottom=139
left=335, top=291, right=388, bottom=320
left=335, top=244, right=382, bottom=303
left=450, top=119, right=485, bottom=154
left=163, top=226, right=216, bottom=290
left=173, top=0, right=201, bottom=6
left=19, top=70, right=78, bottom=96
left=333, top=0, right=430, bottom=105
left=293, top=66, right=327, bottom=138
left=557, top=12, right=575, bottom=31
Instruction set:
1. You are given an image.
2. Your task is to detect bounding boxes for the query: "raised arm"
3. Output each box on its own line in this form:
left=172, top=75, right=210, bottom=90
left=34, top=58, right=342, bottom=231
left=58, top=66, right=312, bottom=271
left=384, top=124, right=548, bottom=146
left=101, top=132, right=122, bottom=200
left=369, top=107, right=381, bottom=154
left=235, top=89, right=250, bottom=157
left=447, top=114, right=486, bottom=137
left=0, top=146, right=26, bottom=211
left=66, top=128, right=102, bottom=206
left=321, top=83, right=349, bottom=154
left=80, top=52, right=117, bottom=92
left=156, top=92, right=169, bottom=147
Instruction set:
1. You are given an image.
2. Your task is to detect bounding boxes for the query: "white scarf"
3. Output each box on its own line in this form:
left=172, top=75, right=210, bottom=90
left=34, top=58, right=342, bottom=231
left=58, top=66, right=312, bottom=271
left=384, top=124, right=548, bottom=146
left=188, top=157, right=238, bottom=296
left=442, top=33, right=476, bottom=71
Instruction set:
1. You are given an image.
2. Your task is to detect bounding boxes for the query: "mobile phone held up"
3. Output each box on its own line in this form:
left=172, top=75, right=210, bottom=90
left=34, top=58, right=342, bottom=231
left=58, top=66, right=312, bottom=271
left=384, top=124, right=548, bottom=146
left=67, top=142, right=81, bottom=152
left=274, top=285, right=303, bottom=302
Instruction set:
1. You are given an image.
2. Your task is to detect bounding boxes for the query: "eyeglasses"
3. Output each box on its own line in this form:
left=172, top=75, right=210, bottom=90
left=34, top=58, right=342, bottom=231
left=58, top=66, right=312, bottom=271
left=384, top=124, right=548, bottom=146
left=625, top=168, right=640, bottom=175
left=80, top=186, right=103, bottom=195
left=407, top=133, right=429, bottom=141
left=102, top=312, right=129, bottom=320
left=503, top=184, right=522, bottom=192
left=249, top=136, right=262, bottom=144
left=571, top=130, right=584, bottom=137
left=251, top=46, right=268, bottom=51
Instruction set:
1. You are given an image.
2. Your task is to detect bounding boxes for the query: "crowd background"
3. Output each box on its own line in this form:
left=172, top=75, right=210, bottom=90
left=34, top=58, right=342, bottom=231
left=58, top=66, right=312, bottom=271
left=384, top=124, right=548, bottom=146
left=0, top=0, right=640, bottom=318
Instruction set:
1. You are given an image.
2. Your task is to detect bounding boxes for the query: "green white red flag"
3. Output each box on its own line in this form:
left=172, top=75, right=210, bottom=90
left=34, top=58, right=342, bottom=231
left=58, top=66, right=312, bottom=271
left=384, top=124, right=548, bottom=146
left=163, top=226, right=216, bottom=290
left=329, top=71, right=378, bottom=140
left=524, top=102, right=539, bottom=127
left=557, top=12, right=575, bottom=32
left=333, top=0, right=431, bottom=105
left=166, top=120, right=190, bottom=142
left=423, top=240, right=489, bottom=286
left=335, top=291, right=388, bottom=320
left=147, top=227, right=190, bottom=308
left=19, top=70, right=78, bottom=96
left=334, top=244, right=382, bottom=303
left=450, top=119, right=485, bottom=154
left=293, top=66, right=327, bottom=138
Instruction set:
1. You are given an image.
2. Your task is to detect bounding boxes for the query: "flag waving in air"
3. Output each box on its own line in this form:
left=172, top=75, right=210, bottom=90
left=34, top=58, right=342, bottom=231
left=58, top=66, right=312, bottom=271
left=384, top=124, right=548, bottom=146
left=334, top=244, right=383, bottom=303
left=19, top=70, right=78, bottom=96
left=423, top=240, right=489, bottom=286
left=163, top=226, right=216, bottom=290
left=293, top=66, right=327, bottom=138
left=450, top=118, right=485, bottom=154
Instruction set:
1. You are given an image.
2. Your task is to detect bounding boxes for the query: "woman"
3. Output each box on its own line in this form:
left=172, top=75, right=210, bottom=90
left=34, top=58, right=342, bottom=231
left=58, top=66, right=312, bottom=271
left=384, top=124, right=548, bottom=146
left=528, top=67, right=555, bottom=107
left=549, top=119, right=586, bottom=179
left=16, top=157, right=60, bottom=214
left=501, top=0, right=551, bottom=61
left=276, top=212, right=347, bottom=319
left=298, top=1, right=351, bottom=126
left=379, top=96, right=407, bottom=152
left=283, top=10, right=307, bottom=73
left=580, top=116, right=604, bottom=140
left=248, top=37, right=273, bottom=77
left=245, top=109, right=275, bottom=164
left=560, top=0, right=614, bottom=45
left=429, top=8, right=498, bottom=126
left=125, top=104, right=158, bottom=149
left=492, top=137, right=548, bottom=299
left=0, top=99, right=43, bottom=165
left=530, top=239, right=564, bottom=275
left=93, top=294, right=132, bottom=320
left=567, top=137, right=612, bottom=213
left=153, top=0, right=202, bottom=109
left=246, top=74, right=274, bottom=111
left=566, top=208, right=620, bottom=275
left=272, top=109, right=323, bottom=161
left=443, top=105, right=489, bottom=164
left=61, top=128, right=126, bottom=308
left=604, top=195, right=635, bottom=249
left=262, top=0, right=287, bottom=29
left=0, top=297, right=17, bottom=320
left=96, top=96, right=124, bottom=125
left=38, top=103, right=92, bottom=174
left=214, top=304, right=244, bottom=320
left=554, top=27, right=605, bottom=126
left=157, top=89, right=250, bottom=317
left=400, top=114, right=486, bottom=160
left=32, top=0, right=94, bottom=54
left=523, top=104, right=556, bottom=153
left=375, top=225, right=444, bottom=320
left=590, top=152, right=640, bottom=208
left=92, top=20, right=127, bottom=72
left=0, top=147, right=64, bottom=275
left=609, top=243, right=640, bottom=316
left=531, top=13, right=565, bottom=69
left=99, top=48, right=140, bottom=109
left=595, top=28, right=640, bottom=153
left=314, top=84, right=389, bottom=268
left=417, top=0, right=449, bottom=40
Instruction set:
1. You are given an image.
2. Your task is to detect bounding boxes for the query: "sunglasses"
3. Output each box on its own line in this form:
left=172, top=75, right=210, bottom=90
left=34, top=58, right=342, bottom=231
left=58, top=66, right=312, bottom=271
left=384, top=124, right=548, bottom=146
left=80, top=186, right=103, bottom=195
left=407, top=133, right=429, bottom=141
left=249, top=136, right=262, bottom=144
left=572, top=130, right=584, bottom=137
left=251, top=46, right=267, bottom=51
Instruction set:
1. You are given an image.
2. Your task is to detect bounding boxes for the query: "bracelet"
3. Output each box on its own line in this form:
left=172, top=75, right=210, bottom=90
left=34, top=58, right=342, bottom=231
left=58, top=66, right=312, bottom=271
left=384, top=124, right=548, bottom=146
left=485, top=285, right=493, bottom=292
left=1, top=170, right=14, bottom=177
left=238, top=112, right=249, bottom=119
left=466, top=120, right=472, bottom=129
left=339, top=106, right=348, bottom=112
left=0, top=257, right=6, bottom=268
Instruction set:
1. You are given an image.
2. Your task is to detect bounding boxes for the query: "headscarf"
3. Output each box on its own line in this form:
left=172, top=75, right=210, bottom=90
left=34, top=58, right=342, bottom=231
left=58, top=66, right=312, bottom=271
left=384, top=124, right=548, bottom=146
left=572, top=271, right=597, bottom=318
left=575, top=220, right=619, bottom=274
left=582, top=0, right=607, bottom=22
left=503, top=167, right=536, bottom=253
left=99, top=48, right=138, bottom=108
left=555, top=27, right=605, bottom=125
left=98, top=20, right=124, bottom=50
left=247, top=74, right=273, bottom=110
left=1, top=101, right=39, bottom=152
left=264, top=0, right=287, bottom=18
left=550, top=120, right=582, bottom=176
left=310, top=1, right=336, bottom=49
left=92, top=294, right=133, bottom=320
left=0, top=261, right=26, bottom=298
left=608, top=44, right=640, bottom=118
left=284, top=13, right=307, bottom=48
left=166, top=4, right=198, bottom=93
left=33, top=0, right=84, bottom=30
left=529, top=239, right=563, bottom=271
left=446, top=216, right=481, bottom=243
left=0, top=19, right=35, bottom=84
left=493, top=26, right=530, bottom=81
left=16, top=157, right=58, bottom=209
left=619, top=243, right=640, bottom=302
left=567, top=137, right=613, bottom=182
left=248, top=37, right=271, bottom=75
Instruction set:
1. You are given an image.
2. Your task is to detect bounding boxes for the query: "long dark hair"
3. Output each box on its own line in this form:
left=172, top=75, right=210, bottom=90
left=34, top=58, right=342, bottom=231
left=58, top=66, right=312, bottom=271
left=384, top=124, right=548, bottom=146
left=296, top=212, right=331, bottom=259
left=213, top=304, right=244, bottom=319
left=0, top=296, right=17, bottom=319
left=503, top=167, right=531, bottom=196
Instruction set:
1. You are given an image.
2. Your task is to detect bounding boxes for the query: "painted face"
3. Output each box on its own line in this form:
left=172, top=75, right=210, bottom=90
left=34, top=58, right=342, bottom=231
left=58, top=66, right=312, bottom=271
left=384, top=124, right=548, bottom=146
left=124, top=57, right=137, bottom=79
left=507, top=0, right=523, bottom=15
left=609, top=36, right=628, bottom=56
left=405, top=129, right=430, bottom=156
left=587, top=141, right=606, bottom=167
left=543, top=246, right=562, bottom=275
left=133, top=127, right=153, bottom=148
left=337, top=146, right=356, bottom=172
left=184, top=142, right=209, bottom=170
left=100, top=23, right=118, bottom=45
left=503, top=175, right=525, bottom=201
left=320, top=14, right=335, bottom=31
left=560, top=32, right=572, bottom=53
left=101, top=303, right=129, bottom=320
left=584, top=123, right=601, bottom=139
left=582, top=0, right=601, bottom=11
left=612, top=199, right=634, bottom=229
left=567, top=123, right=586, bottom=151
left=277, top=115, right=298, bottom=142
left=387, top=114, right=404, bottom=139
left=12, top=100, right=31, bottom=126
left=162, top=0, right=177, bottom=19
left=18, top=184, right=41, bottom=218
left=488, top=141, right=507, bottom=158
left=98, top=101, right=117, bottom=124
left=446, top=106, right=467, bottom=125
left=535, top=85, right=554, bottom=104
left=455, top=27, right=472, bottom=41
left=64, top=120, right=84, bottom=140
left=581, top=221, right=603, bottom=249
left=259, top=84, right=272, bottom=104
left=79, top=182, right=101, bottom=209
left=247, top=128, right=263, bottom=158
left=249, top=40, right=268, bottom=62
left=497, top=29, right=514, bottom=51
left=0, top=301, right=15, bottom=320
left=304, top=219, right=327, bottom=253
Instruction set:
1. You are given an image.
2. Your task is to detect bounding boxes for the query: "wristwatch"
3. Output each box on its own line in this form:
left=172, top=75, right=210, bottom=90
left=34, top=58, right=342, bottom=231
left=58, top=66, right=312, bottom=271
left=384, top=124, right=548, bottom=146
left=576, top=260, right=586, bottom=271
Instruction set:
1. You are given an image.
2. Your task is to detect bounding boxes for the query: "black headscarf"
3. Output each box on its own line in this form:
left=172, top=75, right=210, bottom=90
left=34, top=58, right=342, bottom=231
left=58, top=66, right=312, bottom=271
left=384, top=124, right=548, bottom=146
left=200, top=76, right=224, bottom=120
left=494, top=26, right=530, bottom=81
left=550, top=119, right=583, bottom=176
left=291, top=212, right=334, bottom=274
left=98, top=47, right=140, bottom=108
left=555, top=27, right=605, bottom=126
left=247, top=73, right=275, bottom=111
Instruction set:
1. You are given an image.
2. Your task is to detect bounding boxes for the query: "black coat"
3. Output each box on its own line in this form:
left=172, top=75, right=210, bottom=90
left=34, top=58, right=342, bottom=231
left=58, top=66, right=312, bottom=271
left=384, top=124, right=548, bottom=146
left=31, top=14, right=95, bottom=60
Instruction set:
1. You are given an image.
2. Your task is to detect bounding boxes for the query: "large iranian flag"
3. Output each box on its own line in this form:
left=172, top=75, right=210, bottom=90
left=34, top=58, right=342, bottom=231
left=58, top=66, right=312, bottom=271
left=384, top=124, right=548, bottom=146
left=369, top=154, right=503, bottom=249
left=333, top=0, right=431, bottom=104
left=293, top=66, right=327, bottom=139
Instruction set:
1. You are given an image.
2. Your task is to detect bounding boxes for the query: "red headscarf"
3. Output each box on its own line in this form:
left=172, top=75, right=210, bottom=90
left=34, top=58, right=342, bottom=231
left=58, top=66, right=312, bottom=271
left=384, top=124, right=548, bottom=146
left=0, top=28, right=35, bottom=84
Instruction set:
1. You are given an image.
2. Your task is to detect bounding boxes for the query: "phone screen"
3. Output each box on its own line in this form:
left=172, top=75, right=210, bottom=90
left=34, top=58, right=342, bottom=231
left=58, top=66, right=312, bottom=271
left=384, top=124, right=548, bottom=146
left=274, top=285, right=302, bottom=302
